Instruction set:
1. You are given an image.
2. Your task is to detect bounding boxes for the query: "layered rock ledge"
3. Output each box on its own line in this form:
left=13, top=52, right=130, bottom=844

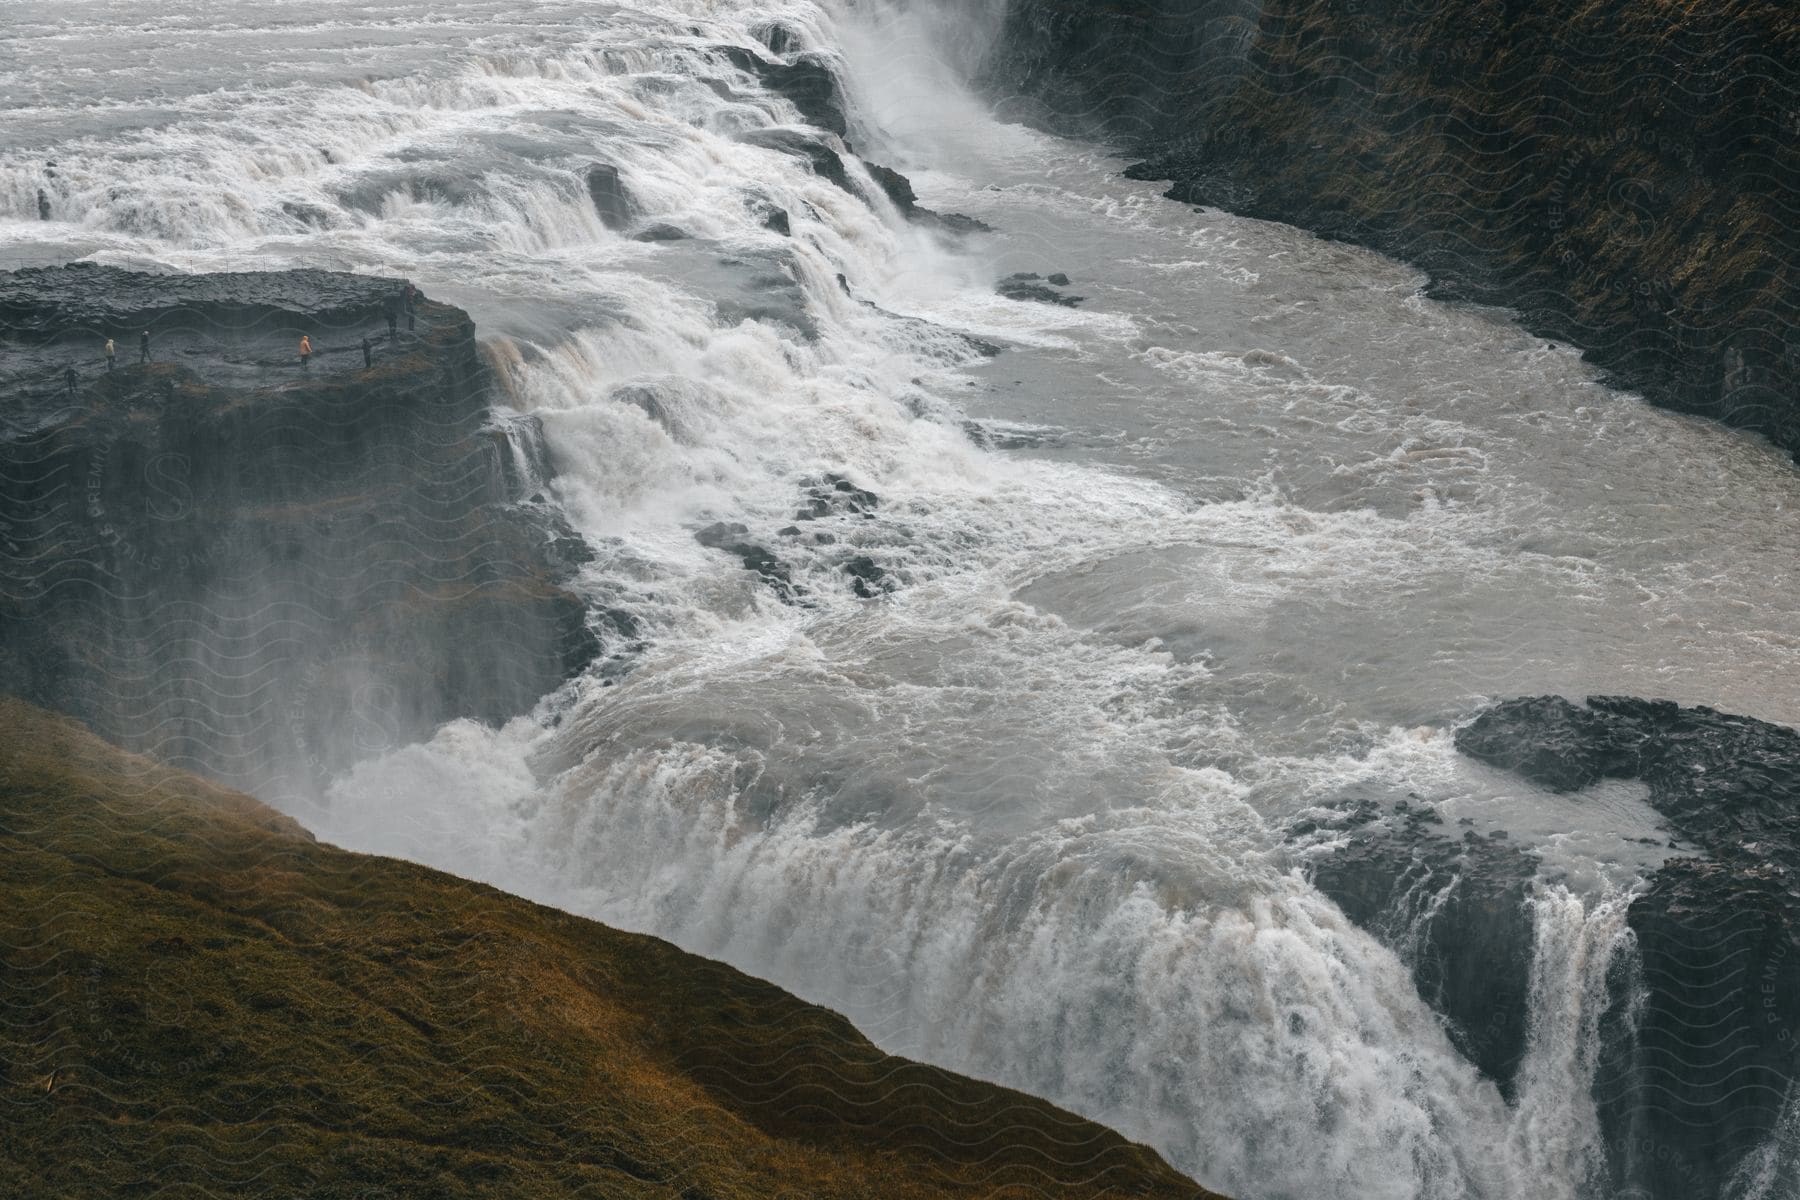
left=1297, top=693, right=1800, bottom=1200
left=983, top=0, right=1800, bottom=456
left=0, top=697, right=1221, bottom=1200
left=0, top=265, right=601, bottom=801
left=1457, top=696, right=1800, bottom=1200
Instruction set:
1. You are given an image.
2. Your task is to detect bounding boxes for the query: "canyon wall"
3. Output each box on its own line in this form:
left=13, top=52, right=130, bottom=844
left=0, top=265, right=604, bottom=803
left=983, top=0, right=1800, bottom=455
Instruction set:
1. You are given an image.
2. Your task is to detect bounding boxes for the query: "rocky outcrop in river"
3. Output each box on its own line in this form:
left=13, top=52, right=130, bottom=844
left=1458, top=696, right=1800, bottom=1200
left=1301, top=694, right=1800, bottom=1200
left=983, top=0, right=1800, bottom=457
left=0, top=265, right=602, bottom=802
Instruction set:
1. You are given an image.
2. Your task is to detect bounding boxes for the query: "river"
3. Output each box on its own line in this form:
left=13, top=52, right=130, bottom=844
left=5, top=2, right=1798, bottom=1197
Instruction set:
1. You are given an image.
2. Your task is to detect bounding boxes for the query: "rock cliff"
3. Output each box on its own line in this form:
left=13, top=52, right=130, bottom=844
left=1304, top=694, right=1800, bottom=1200
left=1457, top=696, right=1800, bottom=1200
left=0, top=265, right=602, bottom=802
left=983, top=0, right=1800, bottom=456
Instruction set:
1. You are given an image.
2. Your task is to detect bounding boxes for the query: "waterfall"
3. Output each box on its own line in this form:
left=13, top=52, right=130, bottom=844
left=10, top=3, right=1800, bottom=1198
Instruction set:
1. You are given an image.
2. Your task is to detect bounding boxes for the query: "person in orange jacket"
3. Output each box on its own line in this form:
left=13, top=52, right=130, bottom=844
left=299, top=334, right=313, bottom=369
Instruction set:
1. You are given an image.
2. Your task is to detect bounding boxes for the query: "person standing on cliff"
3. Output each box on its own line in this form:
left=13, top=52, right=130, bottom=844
left=139, top=329, right=151, bottom=364
left=104, top=338, right=115, bottom=372
left=361, top=336, right=372, bottom=369
left=64, top=366, right=78, bottom=395
left=299, top=334, right=313, bottom=370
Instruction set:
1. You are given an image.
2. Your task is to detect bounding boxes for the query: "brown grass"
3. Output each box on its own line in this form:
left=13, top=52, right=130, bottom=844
left=0, top=698, right=1220, bottom=1200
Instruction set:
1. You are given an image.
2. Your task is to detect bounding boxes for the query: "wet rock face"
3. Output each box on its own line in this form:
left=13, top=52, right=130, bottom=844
left=0, top=266, right=600, bottom=802
left=1458, top=696, right=1800, bottom=851
left=1455, top=695, right=1648, bottom=792
left=586, top=162, right=637, bottom=229
left=718, top=44, right=850, bottom=138
left=998, top=272, right=1084, bottom=307
left=1291, top=800, right=1539, bottom=1098
left=863, top=162, right=994, bottom=236
left=0, top=265, right=350, bottom=340
left=1598, top=855, right=1800, bottom=1200
left=696, top=522, right=796, bottom=601
left=736, top=127, right=853, bottom=193
left=796, top=473, right=879, bottom=521
left=983, top=0, right=1800, bottom=458
left=1457, top=695, right=1800, bottom=1200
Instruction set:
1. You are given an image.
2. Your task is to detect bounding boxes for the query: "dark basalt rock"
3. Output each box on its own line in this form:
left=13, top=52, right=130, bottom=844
left=735, top=127, right=852, bottom=193
left=795, top=473, right=879, bottom=520
left=0, top=262, right=400, bottom=343
left=761, top=206, right=792, bottom=235
left=1456, top=694, right=1800, bottom=1200
left=752, top=20, right=802, bottom=56
left=1456, top=695, right=1647, bottom=792
left=1291, top=799, right=1538, bottom=1099
left=0, top=265, right=601, bottom=802
left=999, top=272, right=1085, bottom=307
left=962, top=420, right=1060, bottom=450
left=863, top=162, right=993, bottom=235
left=841, top=554, right=889, bottom=599
left=922, top=211, right=995, bottom=236
left=864, top=162, right=918, bottom=209
left=585, top=162, right=637, bottom=229
left=718, top=44, right=849, bottom=139
left=1457, top=696, right=1800, bottom=851
left=632, top=222, right=689, bottom=242
left=695, top=522, right=795, bottom=600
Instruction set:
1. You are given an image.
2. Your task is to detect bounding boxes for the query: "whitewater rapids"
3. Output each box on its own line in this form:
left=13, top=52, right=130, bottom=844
left=6, top=2, right=1800, bottom=1197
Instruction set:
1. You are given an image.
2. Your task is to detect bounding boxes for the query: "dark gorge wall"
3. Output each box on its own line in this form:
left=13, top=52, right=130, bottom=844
left=1293, top=696, right=1800, bottom=1199
left=983, top=0, right=1800, bottom=456
left=1456, top=697, right=1800, bottom=1200
left=0, top=266, right=603, bottom=803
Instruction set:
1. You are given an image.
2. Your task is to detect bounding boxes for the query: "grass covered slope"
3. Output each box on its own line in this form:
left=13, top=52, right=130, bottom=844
left=0, top=698, right=1217, bottom=1199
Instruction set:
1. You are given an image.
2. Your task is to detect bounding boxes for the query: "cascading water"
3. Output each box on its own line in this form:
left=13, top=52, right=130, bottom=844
left=7, top=2, right=1800, bottom=1198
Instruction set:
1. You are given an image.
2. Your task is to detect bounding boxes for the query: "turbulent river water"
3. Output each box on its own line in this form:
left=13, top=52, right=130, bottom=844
left=7, top=2, right=1800, bottom=1198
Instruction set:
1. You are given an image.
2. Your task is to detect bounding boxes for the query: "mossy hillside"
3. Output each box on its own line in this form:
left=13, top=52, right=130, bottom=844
left=0, top=698, right=1220, bottom=1200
